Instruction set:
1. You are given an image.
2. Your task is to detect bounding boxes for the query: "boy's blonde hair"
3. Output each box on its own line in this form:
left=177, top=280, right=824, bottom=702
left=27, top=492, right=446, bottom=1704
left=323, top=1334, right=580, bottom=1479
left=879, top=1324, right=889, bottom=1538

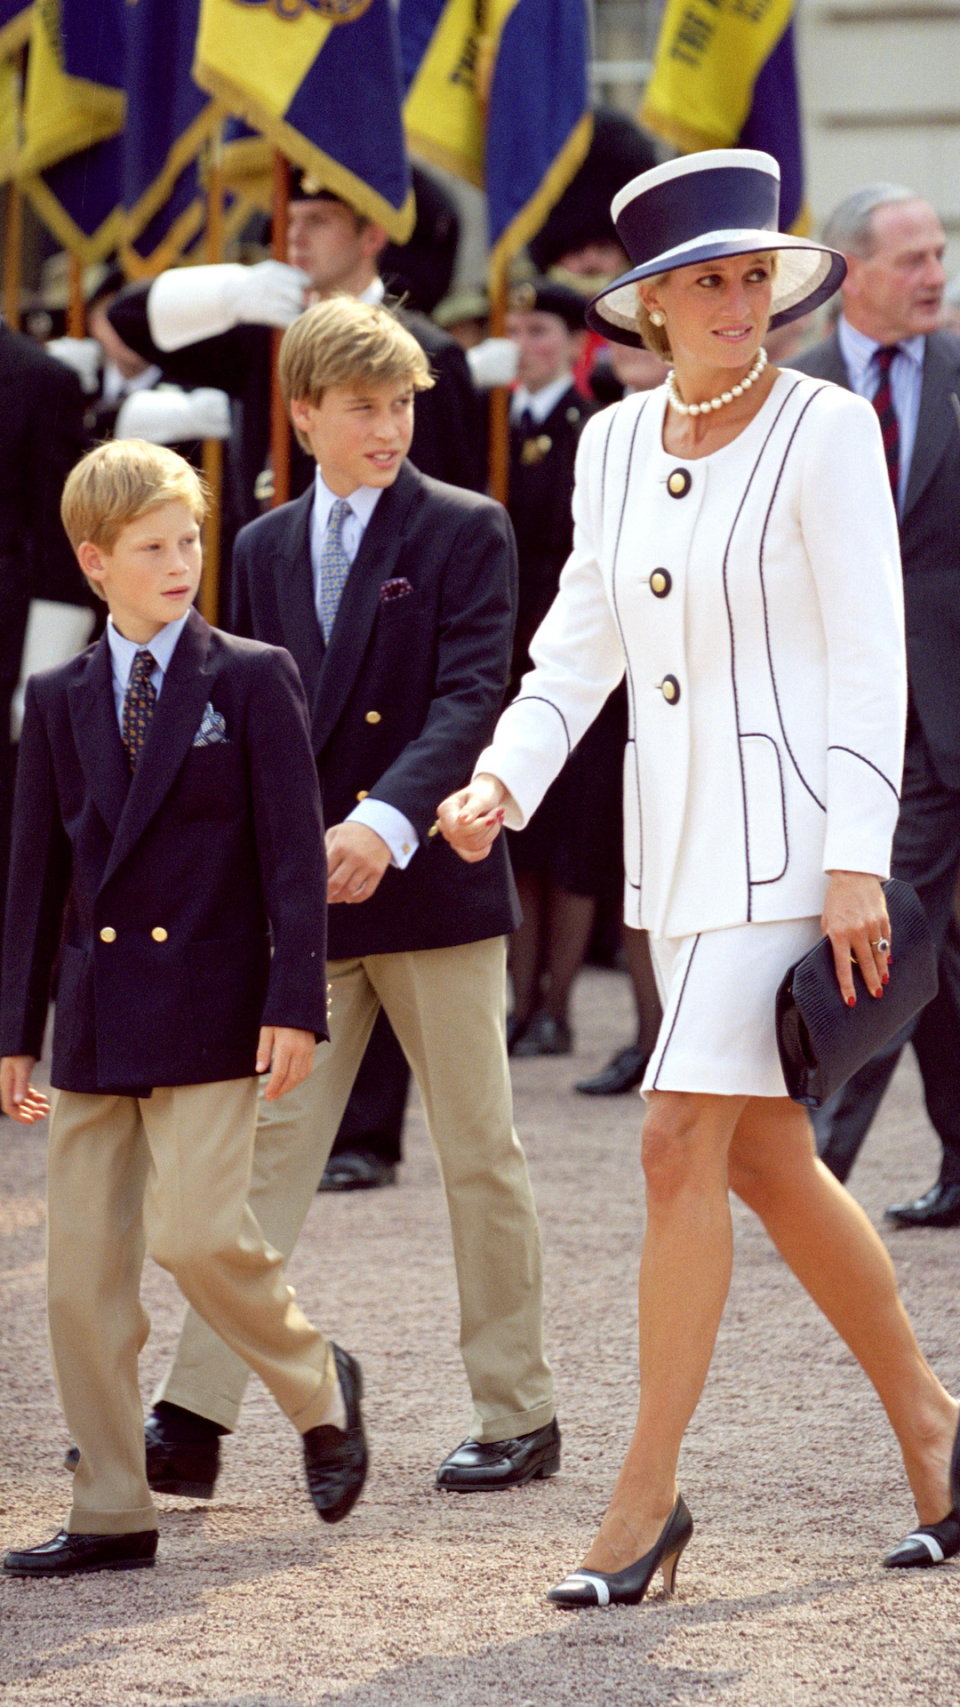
left=61, top=439, right=208, bottom=556
left=279, top=296, right=434, bottom=449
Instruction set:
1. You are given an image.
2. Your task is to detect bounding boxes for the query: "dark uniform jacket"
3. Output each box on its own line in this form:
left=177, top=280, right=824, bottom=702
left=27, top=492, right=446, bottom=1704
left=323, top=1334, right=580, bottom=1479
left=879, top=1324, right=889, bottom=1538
left=109, top=284, right=486, bottom=537
left=508, top=383, right=595, bottom=687
left=0, top=608, right=328, bottom=1094
left=0, top=325, right=91, bottom=691
left=232, top=460, right=522, bottom=960
left=794, top=331, right=960, bottom=788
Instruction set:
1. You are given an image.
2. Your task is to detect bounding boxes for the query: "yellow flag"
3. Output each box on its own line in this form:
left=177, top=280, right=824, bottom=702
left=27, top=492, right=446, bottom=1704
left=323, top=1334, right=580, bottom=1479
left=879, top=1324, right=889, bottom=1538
left=641, top=0, right=794, bottom=155
left=18, top=0, right=124, bottom=177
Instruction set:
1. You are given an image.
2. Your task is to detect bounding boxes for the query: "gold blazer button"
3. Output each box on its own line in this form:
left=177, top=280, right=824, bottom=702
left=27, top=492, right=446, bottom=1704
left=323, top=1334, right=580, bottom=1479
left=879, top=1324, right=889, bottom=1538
left=365, top=711, right=381, bottom=724
left=356, top=789, right=369, bottom=801
left=151, top=927, right=169, bottom=943
left=99, top=927, right=117, bottom=943
left=667, top=468, right=692, bottom=498
left=650, top=569, right=672, bottom=598
left=658, top=675, right=681, bottom=704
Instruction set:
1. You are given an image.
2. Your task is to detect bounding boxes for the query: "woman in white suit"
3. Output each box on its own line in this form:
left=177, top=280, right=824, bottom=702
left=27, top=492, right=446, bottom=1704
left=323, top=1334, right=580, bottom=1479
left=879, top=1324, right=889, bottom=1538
left=439, top=152, right=960, bottom=1604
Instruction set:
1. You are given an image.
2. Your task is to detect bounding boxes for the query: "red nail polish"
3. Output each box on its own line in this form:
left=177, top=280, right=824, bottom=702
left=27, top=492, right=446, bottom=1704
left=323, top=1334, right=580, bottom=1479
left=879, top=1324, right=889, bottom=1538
left=882, top=973, right=889, bottom=985
left=874, top=988, right=883, bottom=998
left=847, top=995, right=856, bottom=1008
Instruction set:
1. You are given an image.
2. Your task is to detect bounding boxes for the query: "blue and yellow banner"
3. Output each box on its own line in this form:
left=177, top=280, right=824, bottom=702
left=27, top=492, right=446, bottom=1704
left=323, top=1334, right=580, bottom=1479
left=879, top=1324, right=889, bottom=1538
left=641, top=0, right=807, bottom=232
left=0, top=2, right=27, bottom=184
left=19, top=0, right=125, bottom=261
left=192, top=0, right=414, bottom=241
left=400, top=0, right=592, bottom=280
left=0, top=1, right=31, bottom=58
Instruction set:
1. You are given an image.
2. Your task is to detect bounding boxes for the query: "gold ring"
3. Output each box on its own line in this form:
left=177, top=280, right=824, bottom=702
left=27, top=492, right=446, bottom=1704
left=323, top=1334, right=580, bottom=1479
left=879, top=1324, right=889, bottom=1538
left=872, top=936, right=890, bottom=954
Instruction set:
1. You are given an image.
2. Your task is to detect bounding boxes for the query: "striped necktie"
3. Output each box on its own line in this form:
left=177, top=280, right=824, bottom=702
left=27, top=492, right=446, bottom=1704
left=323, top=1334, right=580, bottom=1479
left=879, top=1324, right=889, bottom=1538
left=318, top=497, right=353, bottom=643
left=122, top=648, right=156, bottom=771
left=871, top=344, right=901, bottom=502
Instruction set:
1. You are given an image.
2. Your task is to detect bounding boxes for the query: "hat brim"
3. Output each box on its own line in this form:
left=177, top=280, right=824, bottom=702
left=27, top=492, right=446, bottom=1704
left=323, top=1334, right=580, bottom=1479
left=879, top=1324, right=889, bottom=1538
left=585, top=232, right=846, bottom=347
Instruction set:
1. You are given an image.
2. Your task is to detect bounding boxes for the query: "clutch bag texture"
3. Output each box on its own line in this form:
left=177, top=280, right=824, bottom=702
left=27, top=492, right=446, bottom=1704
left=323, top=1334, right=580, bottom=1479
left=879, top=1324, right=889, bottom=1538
left=775, top=879, right=938, bottom=1108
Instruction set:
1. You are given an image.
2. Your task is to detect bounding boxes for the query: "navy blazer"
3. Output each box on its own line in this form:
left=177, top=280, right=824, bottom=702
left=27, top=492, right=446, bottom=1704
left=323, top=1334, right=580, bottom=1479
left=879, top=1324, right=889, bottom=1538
left=794, top=331, right=960, bottom=786
left=0, top=609, right=328, bottom=1094
left=232, top=462, right=522, bottom=958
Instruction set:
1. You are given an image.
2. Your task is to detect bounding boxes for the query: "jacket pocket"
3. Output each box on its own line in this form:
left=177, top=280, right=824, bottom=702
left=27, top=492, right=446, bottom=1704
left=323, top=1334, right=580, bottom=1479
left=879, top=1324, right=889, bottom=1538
left=740, top=734, right=787, bottom=885
left=622, top=738, right=641, bottom=892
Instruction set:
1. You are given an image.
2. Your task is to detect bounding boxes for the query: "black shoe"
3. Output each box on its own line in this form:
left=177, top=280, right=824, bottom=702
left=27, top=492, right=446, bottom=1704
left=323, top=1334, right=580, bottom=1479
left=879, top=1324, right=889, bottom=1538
left=547, top=1495, right=693, bottom=1608
left=575, top=1043, right=650, bottom=1096
left=884, top=1180, right=960, bottom=1229
left=883, top=1512, right=960, bottom=1568
left=506, top=1013, right=530, bottom=1055
left=302, top=1344, right=368, bottom=1524
left=436, top=1416, right=560, bottom=1490
left=318, top=1150, right=397, bottom=1192
left=3, top=1528, right=157, bottom=1578
left=63, top=1404, right=222, bottom=1499
left=511, top=1014, right=573, bottom=1058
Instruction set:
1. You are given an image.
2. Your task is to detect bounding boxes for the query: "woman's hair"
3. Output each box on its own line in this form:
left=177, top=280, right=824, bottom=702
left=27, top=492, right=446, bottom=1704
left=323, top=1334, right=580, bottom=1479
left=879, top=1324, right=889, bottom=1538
left=636, top=252, right=779, bottom=362
left=61, top=439, right=208, bottom=554
left=279, top=294, right=435, bottom=449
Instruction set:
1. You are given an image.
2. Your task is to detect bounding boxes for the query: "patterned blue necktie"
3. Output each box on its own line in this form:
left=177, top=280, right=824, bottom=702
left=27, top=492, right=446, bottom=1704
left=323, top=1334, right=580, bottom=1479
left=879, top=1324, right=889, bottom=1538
left=318, top=497, right=353, bottom=643
left=122, top=648, right=157, bottom=771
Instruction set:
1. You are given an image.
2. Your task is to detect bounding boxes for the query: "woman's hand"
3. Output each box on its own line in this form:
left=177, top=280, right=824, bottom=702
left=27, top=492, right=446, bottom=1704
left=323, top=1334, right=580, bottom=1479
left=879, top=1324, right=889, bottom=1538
left=823, top=871, right=892, bottom=1007
left=436, top=774, right=507, bottom=863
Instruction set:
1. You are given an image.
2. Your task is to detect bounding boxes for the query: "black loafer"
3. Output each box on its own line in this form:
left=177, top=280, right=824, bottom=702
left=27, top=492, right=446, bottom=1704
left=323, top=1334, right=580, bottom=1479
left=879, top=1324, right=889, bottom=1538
left=3, top=1528, right=157, bottom=1577
left=884, top=1180, right=960, bottom=1229
left=575, top=1043, right=650, bottom=1096
left=436, top=1416, right=561, bottom=1490
left=318, top=1151, right=397, bottom=1192
left=512, top=1015, right=572, bottom=1058
left=302, top=1344, right=368, bottom=1523
left=65, top=1406, right=223, bottom=1499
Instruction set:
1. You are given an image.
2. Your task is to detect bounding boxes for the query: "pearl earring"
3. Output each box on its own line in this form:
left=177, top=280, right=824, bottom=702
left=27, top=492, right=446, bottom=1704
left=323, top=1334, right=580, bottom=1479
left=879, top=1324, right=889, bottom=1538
left=650, top=310, right=665, bottom=327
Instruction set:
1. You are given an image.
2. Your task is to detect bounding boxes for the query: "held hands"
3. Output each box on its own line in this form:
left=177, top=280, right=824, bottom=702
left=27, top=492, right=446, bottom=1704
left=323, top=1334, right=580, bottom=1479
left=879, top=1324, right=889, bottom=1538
left=326, top=822, right=391, bottom=904
left=436, top=774, right=507, bottom=863
left=256, top=1027, right=315, bottom=1101
left=823, top=871, right=892, bottom=1007
left=0, top=1057, right=49, bottom=1124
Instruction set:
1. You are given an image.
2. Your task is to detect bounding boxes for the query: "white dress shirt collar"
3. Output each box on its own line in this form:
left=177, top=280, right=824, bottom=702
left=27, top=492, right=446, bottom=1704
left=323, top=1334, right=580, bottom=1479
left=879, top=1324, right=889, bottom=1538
left=836, top=316, right=925, bottom=386
left=311, top=468, right=382, bottom=540
left=511, top=372, right=575, bottom=427
left=358, top=276, right=386, bottom=307
left=106, top=610, right=191, bottom=731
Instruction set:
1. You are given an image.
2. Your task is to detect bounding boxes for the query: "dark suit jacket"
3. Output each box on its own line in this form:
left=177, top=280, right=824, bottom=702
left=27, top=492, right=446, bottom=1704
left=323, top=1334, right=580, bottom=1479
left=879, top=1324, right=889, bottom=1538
left=108, top=284, right=486, bottom=537
left=0, top=325, right=91, bottom=688
left=794, top=330, right=960, bottom=786
left=508, top=383, right=596, bottom=687
left=232, top=462, right=521, bottom=959
left=0, top=608, right=328, bottom=1093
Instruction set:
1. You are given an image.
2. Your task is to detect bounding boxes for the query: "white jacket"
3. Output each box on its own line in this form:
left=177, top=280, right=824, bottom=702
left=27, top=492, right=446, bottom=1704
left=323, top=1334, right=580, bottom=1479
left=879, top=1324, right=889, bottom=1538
left=477, top=371, right=907, bottom=939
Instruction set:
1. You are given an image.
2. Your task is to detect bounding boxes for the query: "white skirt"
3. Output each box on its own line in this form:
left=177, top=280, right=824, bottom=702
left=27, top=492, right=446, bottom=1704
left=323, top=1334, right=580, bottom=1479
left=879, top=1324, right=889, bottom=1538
left=641, top=917, right=823, bottom=1100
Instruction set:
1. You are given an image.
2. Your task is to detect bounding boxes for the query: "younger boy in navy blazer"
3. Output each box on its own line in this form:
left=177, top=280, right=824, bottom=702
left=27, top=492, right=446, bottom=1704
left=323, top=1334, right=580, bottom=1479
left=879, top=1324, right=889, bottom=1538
left=1, top=440, right=367, bottom=1579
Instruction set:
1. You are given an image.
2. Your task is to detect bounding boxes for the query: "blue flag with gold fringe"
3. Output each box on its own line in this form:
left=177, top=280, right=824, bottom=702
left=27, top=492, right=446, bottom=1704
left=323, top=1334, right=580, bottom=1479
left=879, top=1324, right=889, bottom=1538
left=399, top=0, right=592, bottom=281
left=0, top=1, right=31, bottom=57
left=641, top=0, right=808, bottom=233
left=193, top=0, right=414, bottom=241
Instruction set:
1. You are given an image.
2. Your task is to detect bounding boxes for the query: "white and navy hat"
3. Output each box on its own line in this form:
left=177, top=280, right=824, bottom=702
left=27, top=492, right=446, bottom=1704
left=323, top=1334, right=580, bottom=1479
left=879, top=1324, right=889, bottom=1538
left=586, top=149, right=846, bottom=347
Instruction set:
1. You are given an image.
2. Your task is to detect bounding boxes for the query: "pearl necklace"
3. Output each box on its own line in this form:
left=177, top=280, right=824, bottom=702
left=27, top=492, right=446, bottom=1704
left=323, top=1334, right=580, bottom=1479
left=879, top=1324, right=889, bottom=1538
left=665, top=347, right=767, bottom=417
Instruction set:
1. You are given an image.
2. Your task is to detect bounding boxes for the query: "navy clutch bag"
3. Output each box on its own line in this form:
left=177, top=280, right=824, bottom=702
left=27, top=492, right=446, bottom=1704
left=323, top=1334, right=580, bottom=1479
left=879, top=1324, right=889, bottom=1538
left=775, top=879, right=938, bottom=1108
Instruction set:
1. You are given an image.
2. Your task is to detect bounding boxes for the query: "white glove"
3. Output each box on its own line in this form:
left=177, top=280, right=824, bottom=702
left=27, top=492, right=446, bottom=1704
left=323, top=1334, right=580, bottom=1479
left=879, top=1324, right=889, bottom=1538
left=115, top=385, right=232, bottom=444
left=466, top=337, right=520, bottom=390
left=147, top=261, right=311, bottom=352
left=45, top=337, right=102, bottom=394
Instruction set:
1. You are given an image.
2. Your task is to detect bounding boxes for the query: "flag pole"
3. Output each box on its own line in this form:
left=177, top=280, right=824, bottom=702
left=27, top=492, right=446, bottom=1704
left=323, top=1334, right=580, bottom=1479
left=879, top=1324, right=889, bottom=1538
left=269, top=150, right=291, bottom=509
left=487, top=265, right=510, bottom=505
left=66, top=253, right=85, bottom=337
left=2, top=178, right=22, bottom=330
left=200, top=124, right=225, bottom=625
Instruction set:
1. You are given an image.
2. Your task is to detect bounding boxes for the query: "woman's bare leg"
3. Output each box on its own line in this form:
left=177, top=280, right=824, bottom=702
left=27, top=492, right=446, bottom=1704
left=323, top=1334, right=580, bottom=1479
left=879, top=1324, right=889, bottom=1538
left=582, top=1090, right=746, bottom=1573
left=728, top=1098, right=958, bottom=1524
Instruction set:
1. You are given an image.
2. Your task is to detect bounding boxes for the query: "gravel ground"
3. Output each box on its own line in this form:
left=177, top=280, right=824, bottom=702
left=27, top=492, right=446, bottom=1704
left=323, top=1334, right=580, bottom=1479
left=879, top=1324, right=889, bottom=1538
left=1, top=966, right=958, bottom=1706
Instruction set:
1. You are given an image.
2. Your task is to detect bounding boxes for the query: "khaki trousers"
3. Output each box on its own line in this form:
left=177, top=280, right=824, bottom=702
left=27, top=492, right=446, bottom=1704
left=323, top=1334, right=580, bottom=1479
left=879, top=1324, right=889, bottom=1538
left=47, top=1079, right=336, bottom=1535
left=157, top=936, right=554, bottom=1444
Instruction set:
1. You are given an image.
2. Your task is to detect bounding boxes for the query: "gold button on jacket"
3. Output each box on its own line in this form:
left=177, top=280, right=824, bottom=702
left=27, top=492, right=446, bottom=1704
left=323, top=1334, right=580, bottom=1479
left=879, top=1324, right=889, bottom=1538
left=356, top=789, right=369, bottom=801
left=99, top=927, right=116, bottom=943
left=365, top=710, right=381, bottom=724
left=151, top=927, right=168, bottom=943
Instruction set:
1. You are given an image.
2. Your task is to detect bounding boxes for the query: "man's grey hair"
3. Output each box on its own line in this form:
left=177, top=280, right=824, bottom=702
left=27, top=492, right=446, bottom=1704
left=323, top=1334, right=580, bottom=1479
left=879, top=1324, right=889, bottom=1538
left=822, top=184, right=920, bottom=257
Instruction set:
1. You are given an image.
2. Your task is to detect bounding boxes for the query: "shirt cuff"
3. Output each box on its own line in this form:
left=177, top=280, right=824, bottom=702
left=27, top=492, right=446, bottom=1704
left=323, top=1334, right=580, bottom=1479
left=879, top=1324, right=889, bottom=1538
left=347, top=798, right=419, bottom=869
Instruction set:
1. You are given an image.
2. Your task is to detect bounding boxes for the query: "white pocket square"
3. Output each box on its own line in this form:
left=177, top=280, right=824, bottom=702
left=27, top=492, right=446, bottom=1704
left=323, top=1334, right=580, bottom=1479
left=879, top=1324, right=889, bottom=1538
left=193, top=703, right=228, bottom=747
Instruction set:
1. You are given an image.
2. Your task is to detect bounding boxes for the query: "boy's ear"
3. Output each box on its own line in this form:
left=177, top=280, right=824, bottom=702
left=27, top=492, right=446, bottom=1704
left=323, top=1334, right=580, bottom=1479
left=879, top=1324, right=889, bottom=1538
left=76, top=540, right=107, bottom=584
left=289, top=397, right=314, bottom=434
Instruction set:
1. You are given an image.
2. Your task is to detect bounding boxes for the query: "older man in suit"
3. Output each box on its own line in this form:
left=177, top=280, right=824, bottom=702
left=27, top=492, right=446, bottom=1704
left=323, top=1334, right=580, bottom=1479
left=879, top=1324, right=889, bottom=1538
left=795, top=184, right=960, bottom=1226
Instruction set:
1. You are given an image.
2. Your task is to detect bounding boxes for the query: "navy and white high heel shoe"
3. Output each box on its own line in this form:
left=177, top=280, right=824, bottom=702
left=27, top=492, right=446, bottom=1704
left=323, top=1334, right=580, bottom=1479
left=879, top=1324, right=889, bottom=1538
left=547, top=1495, right=693, bottom=1608
left=884, top=1409, right=960, bottom=1569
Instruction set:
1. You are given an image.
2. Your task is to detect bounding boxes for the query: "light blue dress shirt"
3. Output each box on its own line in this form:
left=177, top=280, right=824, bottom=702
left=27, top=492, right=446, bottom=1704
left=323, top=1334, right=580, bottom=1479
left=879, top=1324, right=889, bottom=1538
left=836, top=316, right=925, bottom=517
left=106, top=611, right=190, bottom=732
left=310, top=468, right=419, bottom=869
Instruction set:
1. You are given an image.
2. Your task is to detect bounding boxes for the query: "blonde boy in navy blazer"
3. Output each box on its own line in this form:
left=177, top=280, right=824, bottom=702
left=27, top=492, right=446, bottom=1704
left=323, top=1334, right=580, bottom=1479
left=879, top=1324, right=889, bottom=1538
left=1, top=441, right=367, bottom=1579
